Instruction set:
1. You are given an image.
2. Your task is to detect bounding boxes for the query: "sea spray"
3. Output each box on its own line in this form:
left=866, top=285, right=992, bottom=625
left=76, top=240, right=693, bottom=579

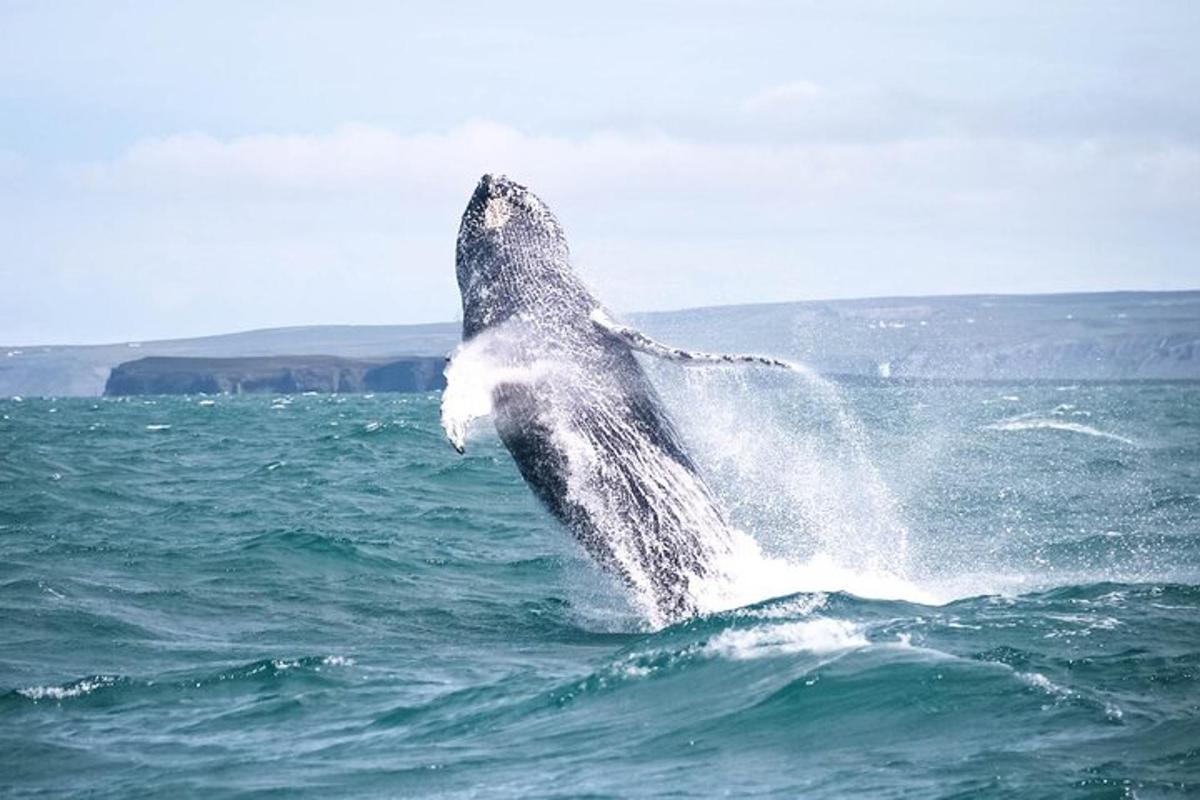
left=648, top=359, right=920, bottom=602
left=443, top=323, right=926, bottom=619
left=441, top=320, right=756, bottom=626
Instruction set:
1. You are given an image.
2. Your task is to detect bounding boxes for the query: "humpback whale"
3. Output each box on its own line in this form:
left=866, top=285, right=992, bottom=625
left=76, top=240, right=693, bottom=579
left=442, top=175, right=790, bottom=624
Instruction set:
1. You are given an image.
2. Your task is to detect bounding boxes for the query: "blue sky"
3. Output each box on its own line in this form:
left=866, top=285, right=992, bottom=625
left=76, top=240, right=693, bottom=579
left=1, top=1, right=1197, bottom=344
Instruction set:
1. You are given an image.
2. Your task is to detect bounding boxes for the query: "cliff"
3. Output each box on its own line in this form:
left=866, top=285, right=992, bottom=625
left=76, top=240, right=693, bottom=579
left=104, top=355, right=447, bottom=396
left=3, top=322, right=460, bottom=397
left=5, top=291, right=1199, bottom=397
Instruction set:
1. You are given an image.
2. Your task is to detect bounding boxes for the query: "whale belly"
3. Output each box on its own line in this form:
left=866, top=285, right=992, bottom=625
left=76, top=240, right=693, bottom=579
left=491, top=364, right=736, bottom=622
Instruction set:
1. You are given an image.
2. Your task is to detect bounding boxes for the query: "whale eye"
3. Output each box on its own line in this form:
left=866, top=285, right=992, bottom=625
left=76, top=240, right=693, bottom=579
left=483, top=196, right=511, bottom=230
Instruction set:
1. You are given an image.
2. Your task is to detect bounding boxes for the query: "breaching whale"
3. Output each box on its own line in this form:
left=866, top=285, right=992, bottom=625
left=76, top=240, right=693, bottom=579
left=442, top=174, right=790, bottom=624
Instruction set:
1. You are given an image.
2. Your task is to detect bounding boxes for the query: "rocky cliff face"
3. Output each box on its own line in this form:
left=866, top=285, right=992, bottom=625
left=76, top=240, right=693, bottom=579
left=104, top=355, right=447, bottom=396
left=6, top=291, right=1199, bottom=398
left=2, top=322, right=460, bottom=398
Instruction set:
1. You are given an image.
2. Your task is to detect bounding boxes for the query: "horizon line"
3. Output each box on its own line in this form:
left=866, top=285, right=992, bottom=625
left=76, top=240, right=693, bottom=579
left=7, top=285, right=1199, bottom=350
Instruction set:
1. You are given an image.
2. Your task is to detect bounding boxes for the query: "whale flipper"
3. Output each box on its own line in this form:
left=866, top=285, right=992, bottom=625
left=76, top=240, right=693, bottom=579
left=590, top=309, right=796, bottom=371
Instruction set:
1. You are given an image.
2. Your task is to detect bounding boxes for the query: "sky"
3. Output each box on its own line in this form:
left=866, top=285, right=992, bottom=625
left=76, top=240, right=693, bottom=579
left=0, top=1, right=1197, bottom=345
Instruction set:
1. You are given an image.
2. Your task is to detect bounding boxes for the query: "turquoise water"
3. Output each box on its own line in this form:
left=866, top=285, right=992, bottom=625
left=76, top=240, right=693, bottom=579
left=2, top=380, right=1198, bottom=797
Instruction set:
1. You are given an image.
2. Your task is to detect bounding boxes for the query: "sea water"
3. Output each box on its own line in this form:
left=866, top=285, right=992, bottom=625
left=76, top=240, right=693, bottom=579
left=1, top=378, right=1197, bottom=797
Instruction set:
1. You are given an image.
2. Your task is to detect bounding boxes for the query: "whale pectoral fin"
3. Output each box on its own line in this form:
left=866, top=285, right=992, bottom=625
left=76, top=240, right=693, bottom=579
left=440, top=354, right=475, bottom=454
left=590, top=309, right=797, bottom=371
left=440, top=388, right=469, bottom=454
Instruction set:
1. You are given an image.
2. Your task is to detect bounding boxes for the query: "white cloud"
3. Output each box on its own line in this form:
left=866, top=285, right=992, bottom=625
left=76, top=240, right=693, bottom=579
left=7, top=118, right=1198, bottom=344
left=64, top=121, right=1200, bottom=230
left=741, top=80, right=1200, bottom=144
left=743, top=80, right=828, bottom=113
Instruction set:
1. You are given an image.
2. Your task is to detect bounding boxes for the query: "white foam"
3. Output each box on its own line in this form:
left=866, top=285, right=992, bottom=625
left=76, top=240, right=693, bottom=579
left=1017, top=671, right=1072, bottom=699
left=737, top=593, right=828, bottom=620
left=705, top=618, right=867, bottom=660
left=696, top=544, right=936, bottom=615
left=145, top=424, right=171, bottom=431
left=19, top=676, right=115, bottom=701
left=984, top=417, right=1135, bottom=445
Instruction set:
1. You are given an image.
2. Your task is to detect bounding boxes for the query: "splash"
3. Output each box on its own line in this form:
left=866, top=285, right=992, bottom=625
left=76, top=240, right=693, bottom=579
left=440, top=321, right=559, bottom=453
left=649, top=359, right=917, bottom=606
left=443, top=322, right=759, bottom=623
left=444, top=320, right=925, bottom=623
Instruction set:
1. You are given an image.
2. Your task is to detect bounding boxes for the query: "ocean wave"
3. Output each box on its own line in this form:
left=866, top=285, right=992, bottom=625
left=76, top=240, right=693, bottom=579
left=6, top=655, right=356, bottom=705
left=703, top=617, right=867, bottom=660
left=17, top=675, right=121, bottom=701
left=983, top=416, right=1136, bottom=445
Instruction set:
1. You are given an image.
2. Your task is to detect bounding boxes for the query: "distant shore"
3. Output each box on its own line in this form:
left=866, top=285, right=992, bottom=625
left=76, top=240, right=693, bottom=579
left=104, top=355, right=447, bottom=397
left=3, top=290, right=1199, bottom=397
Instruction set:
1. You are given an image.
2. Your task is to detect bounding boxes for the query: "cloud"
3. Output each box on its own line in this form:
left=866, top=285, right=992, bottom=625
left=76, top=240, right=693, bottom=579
left=743, top=80, right=829, bottom=113
left=7, top=115, right=1198, bottom=344
left=741, top=80, right=1200, bottom=144
left=71, top=119, right=1200, bottom=216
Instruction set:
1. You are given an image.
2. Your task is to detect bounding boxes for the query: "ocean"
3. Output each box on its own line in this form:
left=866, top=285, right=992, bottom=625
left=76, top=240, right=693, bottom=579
left=2, top=375, right=1198, bottom=797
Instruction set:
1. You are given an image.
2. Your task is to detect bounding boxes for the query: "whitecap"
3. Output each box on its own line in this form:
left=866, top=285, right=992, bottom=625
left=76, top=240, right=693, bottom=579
left=738, top=593, right=828, bottom=620
left=983, top=417, right=1135, bottom=446
left=1017, top=671, right=1072, bottom=699
left=19, top=676, right=116, bottom=701
left=145, top=424, right=171, bottom=431
left=704, top=618, right=867, bottom=660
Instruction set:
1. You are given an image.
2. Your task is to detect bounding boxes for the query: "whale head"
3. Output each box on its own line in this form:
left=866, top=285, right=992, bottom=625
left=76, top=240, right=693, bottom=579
left=456, top=175, right=585, bottom=338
